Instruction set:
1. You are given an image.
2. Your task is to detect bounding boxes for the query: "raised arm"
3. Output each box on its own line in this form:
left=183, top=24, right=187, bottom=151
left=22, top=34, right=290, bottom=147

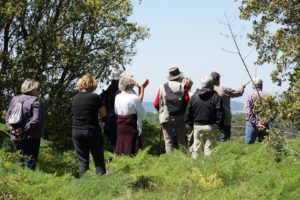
left=225, top=84, right=246, bottom=98
left=137, top=79, right=149, bottom=102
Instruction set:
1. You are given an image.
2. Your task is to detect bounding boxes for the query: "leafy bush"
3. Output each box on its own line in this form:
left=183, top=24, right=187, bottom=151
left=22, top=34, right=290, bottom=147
left=38, top=140, right=78, bottom=176
left=0, top=122, right=15, bottom=152
left=1, top=138, right=300, bottom=199
left=1, top=114, right=300, bottom=199
left=142, top=118, right=164, bottom=155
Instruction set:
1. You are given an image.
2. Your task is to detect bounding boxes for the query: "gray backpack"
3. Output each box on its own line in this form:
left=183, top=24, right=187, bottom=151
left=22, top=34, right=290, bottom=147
left=8, top=102, right=24, bottom=127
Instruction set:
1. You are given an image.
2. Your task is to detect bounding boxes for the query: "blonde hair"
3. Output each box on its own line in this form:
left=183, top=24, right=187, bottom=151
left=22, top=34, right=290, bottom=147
left=21, top=79, right=40, bottom=94
left=118, top=75, right=137, bottom=91
left=76, top=74, right=97, bottom=92
left=182, top=77, right=193, bottom=87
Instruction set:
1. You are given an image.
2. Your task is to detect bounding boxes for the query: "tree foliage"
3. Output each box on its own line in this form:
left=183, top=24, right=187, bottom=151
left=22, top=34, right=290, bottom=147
left=239, top=0, right=300, bottom=129
left=0, top=0, right=149, bottom=150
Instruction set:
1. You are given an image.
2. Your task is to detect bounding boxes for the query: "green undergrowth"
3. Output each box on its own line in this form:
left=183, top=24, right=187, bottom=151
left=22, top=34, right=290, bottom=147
left=1, top=138, right=300, bottom=199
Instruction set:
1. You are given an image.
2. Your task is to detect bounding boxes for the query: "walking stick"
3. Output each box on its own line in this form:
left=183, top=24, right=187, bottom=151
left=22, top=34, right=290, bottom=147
left=158, top=125, right=162, bottom=155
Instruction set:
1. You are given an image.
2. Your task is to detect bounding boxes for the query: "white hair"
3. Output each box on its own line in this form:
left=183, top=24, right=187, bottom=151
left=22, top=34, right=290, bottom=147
left=118, top=74, right=137, bottom=91
left=252, top=77, right=263, bottom=88
left=201, top=75, right=213, bottom=88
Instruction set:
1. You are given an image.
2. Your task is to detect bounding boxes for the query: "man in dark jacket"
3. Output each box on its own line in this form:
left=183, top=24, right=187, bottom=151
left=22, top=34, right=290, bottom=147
left=185, top=75, right=223, bottom=159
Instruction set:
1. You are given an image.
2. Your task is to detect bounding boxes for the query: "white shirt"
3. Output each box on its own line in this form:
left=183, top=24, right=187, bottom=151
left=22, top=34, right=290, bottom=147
left=114, top=90, right=145, bottom=134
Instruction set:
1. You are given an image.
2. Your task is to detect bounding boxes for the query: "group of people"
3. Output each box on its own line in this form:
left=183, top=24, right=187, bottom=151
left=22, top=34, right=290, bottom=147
left=154, top=67, right=268, bottom=159
left=4, top=67, right=269, bottom=176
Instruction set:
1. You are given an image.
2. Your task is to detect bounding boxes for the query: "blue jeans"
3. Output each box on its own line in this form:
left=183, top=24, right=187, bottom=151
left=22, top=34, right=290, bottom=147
left=245, top=121, right=267, bottom=144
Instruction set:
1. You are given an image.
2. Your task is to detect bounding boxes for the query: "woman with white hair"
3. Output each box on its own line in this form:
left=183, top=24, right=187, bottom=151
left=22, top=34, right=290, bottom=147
left=5, top=79, right=43, bottom=170
left=71, top=74, right=107, bottom=177
left=114, top=73, right=149, bottom=155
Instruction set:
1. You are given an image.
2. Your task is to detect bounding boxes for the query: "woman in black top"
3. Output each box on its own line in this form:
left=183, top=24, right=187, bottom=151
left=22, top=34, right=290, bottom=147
left=71, top=74, right=106, bottom=177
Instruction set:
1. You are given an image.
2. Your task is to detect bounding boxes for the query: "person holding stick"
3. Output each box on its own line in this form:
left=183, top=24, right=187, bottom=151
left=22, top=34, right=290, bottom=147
left=244, top=77, right=269, bottom=144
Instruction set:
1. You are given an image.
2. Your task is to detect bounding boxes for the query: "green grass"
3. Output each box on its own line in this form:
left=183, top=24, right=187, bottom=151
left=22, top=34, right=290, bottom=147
left=0, top=122, right=9, bottom=136
left=1, top=138, right=300, bottom=199
left=1, top=117, right=300, bottom=199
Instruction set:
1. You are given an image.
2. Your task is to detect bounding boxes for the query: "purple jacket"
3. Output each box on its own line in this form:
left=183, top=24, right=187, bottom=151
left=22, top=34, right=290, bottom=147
left=5, top=94, right=44, bottom=139
left=244, top=89, right=268, bottom=126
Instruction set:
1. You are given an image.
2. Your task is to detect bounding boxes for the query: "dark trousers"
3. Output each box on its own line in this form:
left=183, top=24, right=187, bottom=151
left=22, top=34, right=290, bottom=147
left=104, top=112, right=117, bottom=147
left=219, top=125, right=231, bottom=142
left=72, top=128, right=106, bottom=177
left=14, top=138, right=41, bottom=170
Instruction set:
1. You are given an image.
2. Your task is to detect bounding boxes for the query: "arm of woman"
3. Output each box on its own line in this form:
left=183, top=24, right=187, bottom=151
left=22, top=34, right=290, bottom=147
left=137, top=79, right=149, bottom=102
left=98, top=106, right=107, bottom=121
left=134, top=98, right=145, bottom=135
left=25, top=98, right=41, bottom=131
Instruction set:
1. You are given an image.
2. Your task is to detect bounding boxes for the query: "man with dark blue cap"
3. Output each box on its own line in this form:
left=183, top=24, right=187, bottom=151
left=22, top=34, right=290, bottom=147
left=211, top=72, right=247, bottom=141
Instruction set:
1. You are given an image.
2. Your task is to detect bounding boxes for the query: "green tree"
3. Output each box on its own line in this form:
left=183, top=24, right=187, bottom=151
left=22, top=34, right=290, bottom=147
left=0, top=0, right=149, bottom=150
left=239, top=0, right=300, bottom=129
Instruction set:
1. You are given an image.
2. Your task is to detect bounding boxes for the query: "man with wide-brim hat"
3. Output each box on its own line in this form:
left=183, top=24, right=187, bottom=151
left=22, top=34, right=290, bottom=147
left=167, top=67, right=184, bottom=81
left=154, top=67, right=188, bottom=153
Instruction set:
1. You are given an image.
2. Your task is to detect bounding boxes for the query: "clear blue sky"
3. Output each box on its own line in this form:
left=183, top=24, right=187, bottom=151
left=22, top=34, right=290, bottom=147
left=102, top=0, right=287, bottom=102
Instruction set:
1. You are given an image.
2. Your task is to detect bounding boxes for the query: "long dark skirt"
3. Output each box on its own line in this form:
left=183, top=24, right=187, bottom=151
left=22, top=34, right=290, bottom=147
left=115, top=114, right=142, bottom=155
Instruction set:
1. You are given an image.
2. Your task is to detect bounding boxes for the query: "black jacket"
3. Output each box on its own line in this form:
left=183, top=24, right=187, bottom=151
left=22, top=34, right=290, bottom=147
left=184, top=88, right=224, bottom=126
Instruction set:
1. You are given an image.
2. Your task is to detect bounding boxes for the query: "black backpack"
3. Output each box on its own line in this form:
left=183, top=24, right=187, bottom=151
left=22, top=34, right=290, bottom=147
left=164, top=83, right=187, bottom=116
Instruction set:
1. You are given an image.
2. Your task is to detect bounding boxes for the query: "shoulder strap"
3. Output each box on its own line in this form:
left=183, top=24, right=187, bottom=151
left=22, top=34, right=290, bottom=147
left=164, top=83, right=171, bottom=94
left=164, top=82, right=183, bottom=94
left=18, top=95, right=34, bottom=104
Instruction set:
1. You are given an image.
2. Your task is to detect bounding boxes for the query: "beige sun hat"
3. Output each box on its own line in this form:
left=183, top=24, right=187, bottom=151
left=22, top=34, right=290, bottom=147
left=167, top=67, right=184, bottom=81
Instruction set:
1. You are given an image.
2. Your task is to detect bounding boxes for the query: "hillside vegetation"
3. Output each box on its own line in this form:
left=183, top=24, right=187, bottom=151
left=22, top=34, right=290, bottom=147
left=1, top=139, right=300, bottom=199
left=1, top=114, right=300, bottom=199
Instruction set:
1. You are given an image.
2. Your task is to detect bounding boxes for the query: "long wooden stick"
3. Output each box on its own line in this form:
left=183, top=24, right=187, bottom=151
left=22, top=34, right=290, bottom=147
left=225, top=14, right=262, bottom=101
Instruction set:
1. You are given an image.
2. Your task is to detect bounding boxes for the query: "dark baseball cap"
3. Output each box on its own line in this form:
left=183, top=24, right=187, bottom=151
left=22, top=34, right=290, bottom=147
left=210, top=72, right=220, bottom=81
